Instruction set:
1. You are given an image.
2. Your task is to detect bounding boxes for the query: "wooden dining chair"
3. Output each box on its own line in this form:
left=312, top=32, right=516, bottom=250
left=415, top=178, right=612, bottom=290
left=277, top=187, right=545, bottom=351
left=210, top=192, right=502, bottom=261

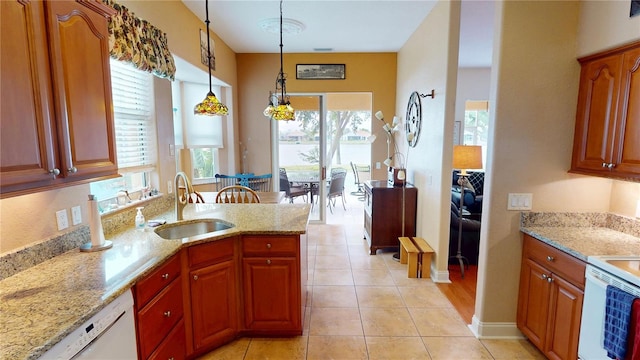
left=215, top=185, right=261, bottom=203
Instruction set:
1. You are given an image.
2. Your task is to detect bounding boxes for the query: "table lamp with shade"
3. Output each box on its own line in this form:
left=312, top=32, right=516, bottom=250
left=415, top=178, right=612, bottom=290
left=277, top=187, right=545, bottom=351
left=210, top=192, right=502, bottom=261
left=451, top=145, right=483, bottom=277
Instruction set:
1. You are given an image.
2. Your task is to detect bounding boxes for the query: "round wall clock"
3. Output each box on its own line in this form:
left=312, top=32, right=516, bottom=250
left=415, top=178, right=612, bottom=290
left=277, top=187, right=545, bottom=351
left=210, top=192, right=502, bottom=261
left=405, top=91, right=422, bottom=147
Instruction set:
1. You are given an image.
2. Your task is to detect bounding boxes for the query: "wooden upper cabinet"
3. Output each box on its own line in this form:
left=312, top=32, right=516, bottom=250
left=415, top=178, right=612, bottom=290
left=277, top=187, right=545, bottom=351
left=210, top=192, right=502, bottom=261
left=571, top=41, right=640, bottom=181
left=0, top=0, right=117, bottom=197
left=46, top=0, right=117, bottom=180
left=0, top=1, right=58, bottom=192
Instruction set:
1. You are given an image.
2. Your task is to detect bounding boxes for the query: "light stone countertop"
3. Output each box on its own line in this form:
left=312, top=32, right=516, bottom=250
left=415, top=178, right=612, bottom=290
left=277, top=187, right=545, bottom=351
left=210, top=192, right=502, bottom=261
left=520, top=212, right=640, bottom=261
left=0, top=203, right=310, bottom=360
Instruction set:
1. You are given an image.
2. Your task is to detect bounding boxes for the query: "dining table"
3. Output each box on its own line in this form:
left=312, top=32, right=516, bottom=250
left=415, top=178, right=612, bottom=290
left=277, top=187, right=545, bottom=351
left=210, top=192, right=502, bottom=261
left=286, top=175, right=324, bottom=204
left=197, top=191, right=285, bottom=204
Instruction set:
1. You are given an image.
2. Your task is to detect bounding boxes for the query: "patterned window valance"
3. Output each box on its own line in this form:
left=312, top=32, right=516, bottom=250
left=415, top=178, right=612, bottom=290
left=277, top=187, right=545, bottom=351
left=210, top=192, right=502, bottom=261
left=104, top=0, right=176, bottom=80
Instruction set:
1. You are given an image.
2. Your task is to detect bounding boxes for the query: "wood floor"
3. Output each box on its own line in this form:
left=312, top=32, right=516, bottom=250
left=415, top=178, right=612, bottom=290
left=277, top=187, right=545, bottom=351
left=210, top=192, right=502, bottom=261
left=436, top=264, right=478, bottom=324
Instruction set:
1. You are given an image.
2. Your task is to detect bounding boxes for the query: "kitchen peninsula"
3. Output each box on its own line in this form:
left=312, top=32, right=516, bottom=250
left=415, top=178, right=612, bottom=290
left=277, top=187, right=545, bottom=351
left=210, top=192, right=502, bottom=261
left=0, top=202, right=311, bottom=360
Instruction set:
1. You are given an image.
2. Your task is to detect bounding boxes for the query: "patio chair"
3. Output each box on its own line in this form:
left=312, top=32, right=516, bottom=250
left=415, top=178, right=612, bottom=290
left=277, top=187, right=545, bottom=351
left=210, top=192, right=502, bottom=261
left=215, top=185, right=261, bottom=203
left=327, top=168, right=347, bottom=213
left=350, top=161, right=365, bottom=199
left=279, top=168, right=309, bottom=203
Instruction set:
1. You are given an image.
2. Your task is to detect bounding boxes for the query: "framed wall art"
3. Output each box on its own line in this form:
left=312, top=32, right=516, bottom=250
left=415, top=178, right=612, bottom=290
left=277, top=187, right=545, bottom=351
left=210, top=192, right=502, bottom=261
left=296, top=64, right=345, bottom=80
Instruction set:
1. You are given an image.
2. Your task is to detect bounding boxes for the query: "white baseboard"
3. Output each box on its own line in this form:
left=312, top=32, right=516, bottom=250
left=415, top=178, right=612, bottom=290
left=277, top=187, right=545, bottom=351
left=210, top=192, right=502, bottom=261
left=430, top=266, right=451, bottom=283
left=469, top=315, right=526, bottom=339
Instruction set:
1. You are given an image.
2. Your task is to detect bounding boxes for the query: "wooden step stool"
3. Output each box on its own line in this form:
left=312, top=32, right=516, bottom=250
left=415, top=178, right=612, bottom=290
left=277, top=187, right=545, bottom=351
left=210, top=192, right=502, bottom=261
left=398, top=237, right=434, bottom=278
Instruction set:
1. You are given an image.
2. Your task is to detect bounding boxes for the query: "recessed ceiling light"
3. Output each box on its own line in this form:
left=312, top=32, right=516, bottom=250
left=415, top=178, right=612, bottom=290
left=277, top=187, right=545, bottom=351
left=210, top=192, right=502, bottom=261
left=258, top=18, right=305, bottom=35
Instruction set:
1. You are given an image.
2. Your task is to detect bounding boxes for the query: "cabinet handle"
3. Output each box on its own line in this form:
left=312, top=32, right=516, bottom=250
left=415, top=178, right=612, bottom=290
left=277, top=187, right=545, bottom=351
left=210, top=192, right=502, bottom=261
left=266, top=243, right=272, bottom=249
left=546, top=256, right=554, bottom=262
left=193, top=275, right=198, bottom=281
left=547, top=276, right=553, bottom=283
left=161, top=273, right=169, bottom=280
left=607, top=163, right=615, bottom=169
left=67, top=166, right=78, bottom=173
left=266, top=259, right=271, bottom=265
left=602, top=162, right=608, bottom=168
left=169, top=358, right=174, bottom=360
left=164, top=310, right=171, bottom=317
left=49, top=168, right=60, bottom=176
left=541, top=274, right=548, bottom=280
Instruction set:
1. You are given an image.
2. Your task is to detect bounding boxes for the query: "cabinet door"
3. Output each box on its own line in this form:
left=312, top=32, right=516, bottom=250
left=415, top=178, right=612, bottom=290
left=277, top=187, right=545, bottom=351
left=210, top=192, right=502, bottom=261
left=517, top=258, right=552, bottom=350
left=0, top=0, right=59, bottom=193
left=545, top=275, right=583, bottom=360
left=190, top=260, right=237, bottom=351
left=45, top=0, right=117, bottom=180
left=612, top=46, right=640, bottom=177
left=242, top=257, right=300, bottom=332
left=571, top=54, right=621, bottom=172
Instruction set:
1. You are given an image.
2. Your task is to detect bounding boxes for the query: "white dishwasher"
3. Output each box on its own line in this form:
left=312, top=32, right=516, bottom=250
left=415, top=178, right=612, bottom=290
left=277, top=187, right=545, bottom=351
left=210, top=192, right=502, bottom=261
left=41, top=289, right=138, bottom=359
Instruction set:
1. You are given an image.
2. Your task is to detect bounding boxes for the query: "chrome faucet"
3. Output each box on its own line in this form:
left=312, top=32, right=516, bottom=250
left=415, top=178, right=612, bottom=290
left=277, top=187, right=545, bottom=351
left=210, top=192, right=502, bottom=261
left=175, top=171, right=194, bottom=221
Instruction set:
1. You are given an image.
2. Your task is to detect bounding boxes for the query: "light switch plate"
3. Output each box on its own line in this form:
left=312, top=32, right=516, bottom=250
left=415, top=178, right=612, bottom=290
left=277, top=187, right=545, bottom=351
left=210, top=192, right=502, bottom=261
left=56, top=209, right=69, bottom=230
left=507, top=193, right=533, bottom=210
left=71, top=206, right=82, bottom=225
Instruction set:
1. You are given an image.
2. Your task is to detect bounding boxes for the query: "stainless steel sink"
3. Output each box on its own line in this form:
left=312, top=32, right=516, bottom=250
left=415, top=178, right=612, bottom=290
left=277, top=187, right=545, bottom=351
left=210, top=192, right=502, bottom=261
left=154, top=219, right=234, bottom=239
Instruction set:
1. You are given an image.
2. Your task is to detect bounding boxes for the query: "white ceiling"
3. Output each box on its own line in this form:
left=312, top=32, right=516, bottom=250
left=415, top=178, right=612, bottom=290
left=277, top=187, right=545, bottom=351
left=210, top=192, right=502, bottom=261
left=176, top=0, right=494, bottom=82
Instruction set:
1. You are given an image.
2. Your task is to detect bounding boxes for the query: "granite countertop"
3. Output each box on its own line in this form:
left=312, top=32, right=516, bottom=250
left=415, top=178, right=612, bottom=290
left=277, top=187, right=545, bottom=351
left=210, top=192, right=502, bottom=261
left=520, top=212, right=640, bottom=261
left=0, top=203, right=310, bottom=360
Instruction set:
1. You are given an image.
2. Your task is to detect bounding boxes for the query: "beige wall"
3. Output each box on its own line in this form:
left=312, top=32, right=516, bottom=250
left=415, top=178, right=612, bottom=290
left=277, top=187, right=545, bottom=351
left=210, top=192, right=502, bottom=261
left=236, top=53, right=397, bottom=177
left=396, top=0, right=461, bottom=278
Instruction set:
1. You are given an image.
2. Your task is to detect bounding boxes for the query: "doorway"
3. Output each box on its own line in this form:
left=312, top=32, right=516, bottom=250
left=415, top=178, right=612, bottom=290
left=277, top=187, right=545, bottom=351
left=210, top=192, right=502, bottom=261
left=273, top=92, right=373, bottom=224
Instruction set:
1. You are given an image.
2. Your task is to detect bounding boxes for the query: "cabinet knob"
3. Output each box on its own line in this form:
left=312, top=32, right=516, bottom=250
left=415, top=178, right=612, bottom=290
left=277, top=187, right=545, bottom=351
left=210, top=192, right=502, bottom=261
left=49, top=168, right=60, bottom=176
left=193, top=275, right=198, bottom=281
left=607, top=163, right=615, bottom=169
left=546, top=256, right=554, bottom=262
left=542, top=274, right=548, bottom=280
left=164, top=310, right=171, bottom=317
left=602, top=162, right=608, bottom=168
left=266, top=243, right=272, bottom=249
left=266, top=259, right=271, bottom=265
left=547, top=276, right=553, bottom=283
left=67, top=166, right=78, bottom=173
left=161, top=273, right=169, bottom=280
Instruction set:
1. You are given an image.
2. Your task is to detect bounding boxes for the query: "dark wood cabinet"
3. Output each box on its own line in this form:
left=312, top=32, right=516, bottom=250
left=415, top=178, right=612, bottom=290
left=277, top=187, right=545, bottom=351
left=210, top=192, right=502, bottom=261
left=134, top=254, right=185, bottom=360
left=363, top=181, right=417, bottom=255
left=571, top=40, right=640, bottom=181
left=185, top=238, right=238, bottom=355
left=517, top=235, right=585, bottom=360
left=1, top=0, right=117, bottom=197
left=241, top=235, right=305, bottom=336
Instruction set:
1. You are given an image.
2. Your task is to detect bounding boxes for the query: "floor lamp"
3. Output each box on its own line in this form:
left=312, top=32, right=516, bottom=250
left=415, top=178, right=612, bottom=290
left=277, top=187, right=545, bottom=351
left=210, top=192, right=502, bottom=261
left=451, top=145, right=483, bottom=278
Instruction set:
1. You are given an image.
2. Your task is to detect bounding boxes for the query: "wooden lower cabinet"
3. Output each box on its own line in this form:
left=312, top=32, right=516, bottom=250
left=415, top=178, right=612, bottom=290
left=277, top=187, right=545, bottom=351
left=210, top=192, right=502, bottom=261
left=134, top=254, right=185, bottom=360
left=517, top=235, right=585, bottom=360
left=242, top=257, right=299, bottom=333
left=241, top=234, right=305, bottom=336
left=184, top=238, right=237, bottom=356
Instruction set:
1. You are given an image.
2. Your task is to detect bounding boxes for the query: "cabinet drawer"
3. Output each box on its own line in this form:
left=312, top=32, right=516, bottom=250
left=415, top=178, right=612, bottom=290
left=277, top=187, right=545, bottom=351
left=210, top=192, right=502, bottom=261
left=148, top=319, right=186, bottom=360
left=242, top=235, right=298, bottom=256
left=523, top=235, right=586, bottom=288
left=135, top=255, right=181, bottom=308
left=189, top=238, right=235, bottom=268
left=137, top=279, right=184, bottom=359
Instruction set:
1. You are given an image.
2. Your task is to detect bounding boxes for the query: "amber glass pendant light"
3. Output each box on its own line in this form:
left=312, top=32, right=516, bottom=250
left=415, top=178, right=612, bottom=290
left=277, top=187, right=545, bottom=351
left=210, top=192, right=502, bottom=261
left=194, top=0, right=228, bottom=116
left=263, top=0, right=295, bottom=121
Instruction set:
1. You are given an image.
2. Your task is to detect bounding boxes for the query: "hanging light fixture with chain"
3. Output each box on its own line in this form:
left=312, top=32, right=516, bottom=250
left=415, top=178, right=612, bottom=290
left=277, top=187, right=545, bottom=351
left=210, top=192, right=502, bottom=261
left=263, top=0, right=295, bottom=121
left=194, top=0, right=229, bottom=116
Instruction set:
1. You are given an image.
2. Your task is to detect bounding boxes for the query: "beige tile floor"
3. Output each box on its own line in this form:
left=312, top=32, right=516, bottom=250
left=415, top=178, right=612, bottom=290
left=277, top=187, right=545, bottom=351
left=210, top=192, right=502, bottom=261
left=199, top=195, right=545, bottom=360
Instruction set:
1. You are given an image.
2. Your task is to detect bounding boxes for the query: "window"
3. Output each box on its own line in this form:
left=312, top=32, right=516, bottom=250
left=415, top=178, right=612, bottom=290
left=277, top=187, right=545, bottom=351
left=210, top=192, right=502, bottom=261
left=463, top=100, right=489, bottom=165
left=191, top=148, right=218, bottom=183
left=90, top=59, right=156, bottom=211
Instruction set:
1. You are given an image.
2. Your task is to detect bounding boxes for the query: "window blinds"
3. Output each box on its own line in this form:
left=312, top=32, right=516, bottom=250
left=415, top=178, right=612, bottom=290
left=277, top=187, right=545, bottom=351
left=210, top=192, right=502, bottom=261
left=110, top=59, right=157, bottom=172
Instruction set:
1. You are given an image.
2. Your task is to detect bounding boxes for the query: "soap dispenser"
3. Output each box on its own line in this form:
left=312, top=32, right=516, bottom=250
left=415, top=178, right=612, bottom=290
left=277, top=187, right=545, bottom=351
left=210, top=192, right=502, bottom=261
left=135, top=207, right=146, bottom=231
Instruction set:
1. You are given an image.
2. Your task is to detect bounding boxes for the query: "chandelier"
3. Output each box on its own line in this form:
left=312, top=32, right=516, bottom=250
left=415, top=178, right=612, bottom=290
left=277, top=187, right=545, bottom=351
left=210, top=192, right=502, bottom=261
left=263, top=0, right=295, bottom=121
left=194, top=0, right=229, bottom=116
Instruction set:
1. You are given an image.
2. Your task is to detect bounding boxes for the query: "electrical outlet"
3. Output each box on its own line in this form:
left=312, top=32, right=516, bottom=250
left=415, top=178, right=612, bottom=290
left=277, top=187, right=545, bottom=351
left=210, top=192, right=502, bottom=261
left=56, top=209, right=69, bottom=230
left=167, top=180, right=172, bottom=194
left=71, top=206, right=82, bottom=225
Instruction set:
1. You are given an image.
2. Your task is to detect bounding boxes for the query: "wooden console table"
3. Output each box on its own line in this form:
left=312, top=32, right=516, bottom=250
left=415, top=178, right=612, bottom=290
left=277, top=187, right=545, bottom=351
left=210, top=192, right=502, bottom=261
left=363, top=180, right=417, bottom=255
